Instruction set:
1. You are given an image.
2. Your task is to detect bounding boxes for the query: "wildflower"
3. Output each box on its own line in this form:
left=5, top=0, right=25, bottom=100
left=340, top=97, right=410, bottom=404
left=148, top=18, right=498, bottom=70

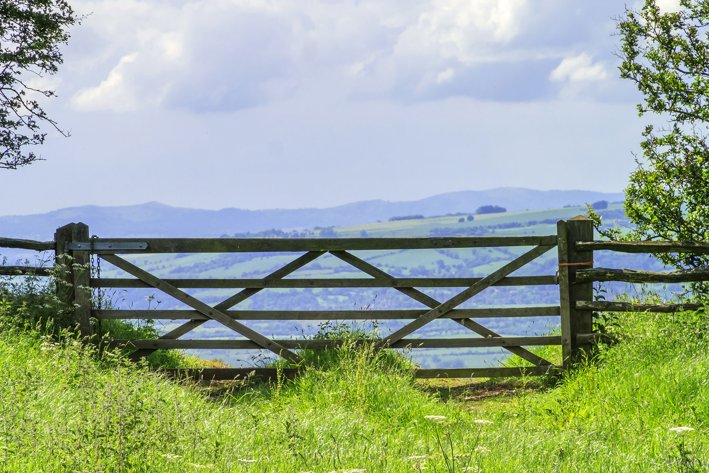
left=424, top=415, right=447, bottom=423
left=159, top=453, right=181, bottom=460
left=407, top=455, right=427, bottom=460
left=238, top=459, right=257, bottom=463
left=669, top=426, right=695, bottom=433
left=474, top=419, right=493, bottom=425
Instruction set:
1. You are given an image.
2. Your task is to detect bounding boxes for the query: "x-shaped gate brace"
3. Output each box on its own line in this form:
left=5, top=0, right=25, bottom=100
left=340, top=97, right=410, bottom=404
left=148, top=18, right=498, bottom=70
left=100, top=243, right=556, bottom=367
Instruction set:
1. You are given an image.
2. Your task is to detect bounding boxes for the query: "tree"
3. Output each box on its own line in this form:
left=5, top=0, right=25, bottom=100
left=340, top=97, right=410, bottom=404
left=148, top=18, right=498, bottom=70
left=591, top=200, right=608, bottom=210
left=475, top=205, right=506, bottom=215
left=617, top=0, right=709, bottom=269
left=1, top=0, right=77, bottom=169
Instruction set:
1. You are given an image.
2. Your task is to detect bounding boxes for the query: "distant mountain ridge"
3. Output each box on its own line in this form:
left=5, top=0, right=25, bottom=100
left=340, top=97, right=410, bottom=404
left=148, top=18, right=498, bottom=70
left=0, top=188, right=623, bottom=239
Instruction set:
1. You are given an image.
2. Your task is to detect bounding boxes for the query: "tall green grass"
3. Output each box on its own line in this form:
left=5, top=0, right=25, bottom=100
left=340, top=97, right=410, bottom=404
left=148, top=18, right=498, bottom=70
left=0, top=297, right=705, bottom=471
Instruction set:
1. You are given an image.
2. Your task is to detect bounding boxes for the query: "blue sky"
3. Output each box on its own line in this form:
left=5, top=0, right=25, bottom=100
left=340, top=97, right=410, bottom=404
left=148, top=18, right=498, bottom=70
left=0, top=0, right=677, bottom=216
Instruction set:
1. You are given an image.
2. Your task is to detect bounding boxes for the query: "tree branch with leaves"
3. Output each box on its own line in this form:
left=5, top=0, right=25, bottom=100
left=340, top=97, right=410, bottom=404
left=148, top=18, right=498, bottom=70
left=0, top=0, right=77, bottom=169
left=614, top=0, right=709, bottom=271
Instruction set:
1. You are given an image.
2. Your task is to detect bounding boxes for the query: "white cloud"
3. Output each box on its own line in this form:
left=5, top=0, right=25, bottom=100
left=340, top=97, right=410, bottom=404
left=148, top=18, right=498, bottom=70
left=72, top=53, right=142, bottom=111
left=394, top=0, right=529, bottom=63
left=65, top=0, right=626, bottom=111
left=436, top=68, right=456, bottom=84
left=550, top=53, right=609, bottom=83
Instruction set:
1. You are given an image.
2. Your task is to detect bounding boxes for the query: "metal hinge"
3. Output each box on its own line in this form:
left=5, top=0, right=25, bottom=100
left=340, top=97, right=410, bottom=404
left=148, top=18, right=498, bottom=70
left=67, top=242, right=148, bottom=251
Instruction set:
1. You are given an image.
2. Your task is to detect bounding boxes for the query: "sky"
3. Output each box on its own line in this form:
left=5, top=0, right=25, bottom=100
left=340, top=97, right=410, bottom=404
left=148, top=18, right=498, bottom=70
left=0, top=0, right=679, bottom=216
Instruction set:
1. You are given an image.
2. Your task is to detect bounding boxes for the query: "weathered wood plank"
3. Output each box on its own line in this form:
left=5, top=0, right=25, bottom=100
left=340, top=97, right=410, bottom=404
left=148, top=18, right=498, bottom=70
left=94, top=306, right=561, bottom=320
left=575, top=333, right=601, bottom=344
left=577, top=267, right=709, bottom=283
left=71, top=224, right=92, bottom=338
left=329, top=250, right=554, bottom=366
left=160, top=366, right=559, bottom=381
left=557, top=218, right=594, bottom=367
left=378, top=245, right=556, bottom=347
left=111, top=336, right=561, bottom=350
left=557, top=220, right=573, bottom=367
left=0, top=237, right=54, bottom=251
left=414, top=366, right=560, bottom=378
left=91, top=275, right=558, bottom=288
left=54, top=225, right=74, bottom=317
left=100, top=254, right=303, bottom=363
left=576, top=240, right=709, bottom=254
left=0, top=266, right=52, bottom=276
left=161, top=368, right=301, bottom=380
left=576, top=300, right=703, bottom=312
left=86, top=236, right=558, bottom=253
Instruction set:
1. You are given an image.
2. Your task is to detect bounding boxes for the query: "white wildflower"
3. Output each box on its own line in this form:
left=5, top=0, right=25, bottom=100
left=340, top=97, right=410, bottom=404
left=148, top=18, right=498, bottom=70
left=474, top=419, right=493, bottom=425
left=159, top=453, right=181, bottom=460
left=669, top=426, right=695, bottom=433
left=424, top=415, right=447, bottom=423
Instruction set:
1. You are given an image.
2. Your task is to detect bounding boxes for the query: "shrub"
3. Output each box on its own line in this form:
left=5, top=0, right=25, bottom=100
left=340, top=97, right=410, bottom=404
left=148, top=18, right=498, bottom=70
left=475, top=205, right=506, bottom=214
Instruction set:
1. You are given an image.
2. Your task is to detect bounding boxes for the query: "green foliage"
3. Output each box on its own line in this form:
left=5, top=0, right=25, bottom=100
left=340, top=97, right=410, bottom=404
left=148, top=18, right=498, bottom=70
left=475, top=205, right=506, bottom=215
left=0, top=302, right=706, bottom=471
left=0, top=0, right=78, bottom=169
left=590, top=200, right=608, bottom=210
left=291, top=320, right=417, bottom=373
left=389, top=214, right=425, bottom=222
left=618, top=0, right=709, bottom=276
left=0, top=262, right=196, bottom=369
left=0, top=262, right=72, bottom=333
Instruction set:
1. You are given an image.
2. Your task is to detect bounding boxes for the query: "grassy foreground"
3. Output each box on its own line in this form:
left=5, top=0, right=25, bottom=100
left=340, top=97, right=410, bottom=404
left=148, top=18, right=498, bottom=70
left=0, top=309, right=706, bottom=472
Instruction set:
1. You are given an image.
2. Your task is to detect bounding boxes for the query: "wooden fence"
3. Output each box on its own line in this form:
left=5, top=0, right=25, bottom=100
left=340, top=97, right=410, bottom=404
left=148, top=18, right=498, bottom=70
left=1, top=218, right=707, bottom=380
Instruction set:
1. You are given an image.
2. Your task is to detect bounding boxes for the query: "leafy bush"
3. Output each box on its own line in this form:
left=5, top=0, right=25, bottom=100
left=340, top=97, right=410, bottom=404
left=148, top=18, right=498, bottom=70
left=475, top=205, right=506, bottom=214
left=389, top=214, right=425, bottom=221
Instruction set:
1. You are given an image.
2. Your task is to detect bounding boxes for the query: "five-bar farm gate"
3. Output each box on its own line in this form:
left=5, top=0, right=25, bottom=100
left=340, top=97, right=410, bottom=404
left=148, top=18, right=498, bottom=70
left=3, top=217, right=709, bottom=380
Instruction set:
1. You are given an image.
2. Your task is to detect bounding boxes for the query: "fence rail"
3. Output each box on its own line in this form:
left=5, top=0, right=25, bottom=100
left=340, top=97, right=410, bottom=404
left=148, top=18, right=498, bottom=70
left=2, top=219, right=709, bottom=381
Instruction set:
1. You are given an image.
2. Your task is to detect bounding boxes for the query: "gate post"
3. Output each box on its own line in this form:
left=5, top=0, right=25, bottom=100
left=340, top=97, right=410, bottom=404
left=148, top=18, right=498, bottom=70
left=54, top=223, right=92, bottom=338
left=557, top=217, right=594, bottom=368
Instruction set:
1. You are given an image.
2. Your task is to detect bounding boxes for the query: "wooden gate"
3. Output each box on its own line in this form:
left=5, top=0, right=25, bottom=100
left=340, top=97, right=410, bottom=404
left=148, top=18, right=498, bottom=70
left=44, top=219, right=600, bottom=380
left=6, top=218, right=708, bottom=379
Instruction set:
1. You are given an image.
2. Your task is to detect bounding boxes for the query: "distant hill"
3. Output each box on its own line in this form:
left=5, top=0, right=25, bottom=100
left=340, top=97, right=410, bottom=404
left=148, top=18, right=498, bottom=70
left=0, top=187, right=623, bottom=239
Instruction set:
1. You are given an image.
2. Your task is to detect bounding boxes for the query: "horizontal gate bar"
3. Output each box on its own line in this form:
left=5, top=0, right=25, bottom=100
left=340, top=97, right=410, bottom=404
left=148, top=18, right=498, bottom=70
left=576, top=240, right=709, bottom=254
left=95, top=306, right=561, bottom=320
left=0, top=237, right=54, bottom=251
left=111, top=336, right=561, bottom=350
left=414, top=366, right=559, bottom=378
left=576, top=300, right=703, bottom=312
left=92, top=275, right=558, bottom=288
left=159, top=366, right=560, bottom=381
left=0, top=266, right=52, bottom=276
left=83, top=236, right=558, bottom=253
left=576, top=267, right=709, bottom=283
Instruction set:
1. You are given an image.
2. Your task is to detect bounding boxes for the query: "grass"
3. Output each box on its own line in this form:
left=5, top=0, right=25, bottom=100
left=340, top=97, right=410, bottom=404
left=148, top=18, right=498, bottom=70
left=0, top=293, right=706, bottom=472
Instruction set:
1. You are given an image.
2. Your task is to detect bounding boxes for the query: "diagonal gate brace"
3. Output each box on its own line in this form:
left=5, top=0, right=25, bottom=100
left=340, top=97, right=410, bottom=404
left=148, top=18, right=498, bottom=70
left=331, top=246, right=555, bottom=366
left=147, top=251, right=325, bottom=343
left=101, top=254, right=307, bottom=363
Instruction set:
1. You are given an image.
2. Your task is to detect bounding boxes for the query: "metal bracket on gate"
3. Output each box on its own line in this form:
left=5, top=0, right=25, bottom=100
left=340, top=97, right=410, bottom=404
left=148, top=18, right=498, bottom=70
left=67, top=242, right=149, bottom=251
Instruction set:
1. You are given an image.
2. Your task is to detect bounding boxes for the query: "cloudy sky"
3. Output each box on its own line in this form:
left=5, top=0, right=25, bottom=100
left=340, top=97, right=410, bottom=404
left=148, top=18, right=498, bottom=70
left=0, top=0, right=669, bottom=216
